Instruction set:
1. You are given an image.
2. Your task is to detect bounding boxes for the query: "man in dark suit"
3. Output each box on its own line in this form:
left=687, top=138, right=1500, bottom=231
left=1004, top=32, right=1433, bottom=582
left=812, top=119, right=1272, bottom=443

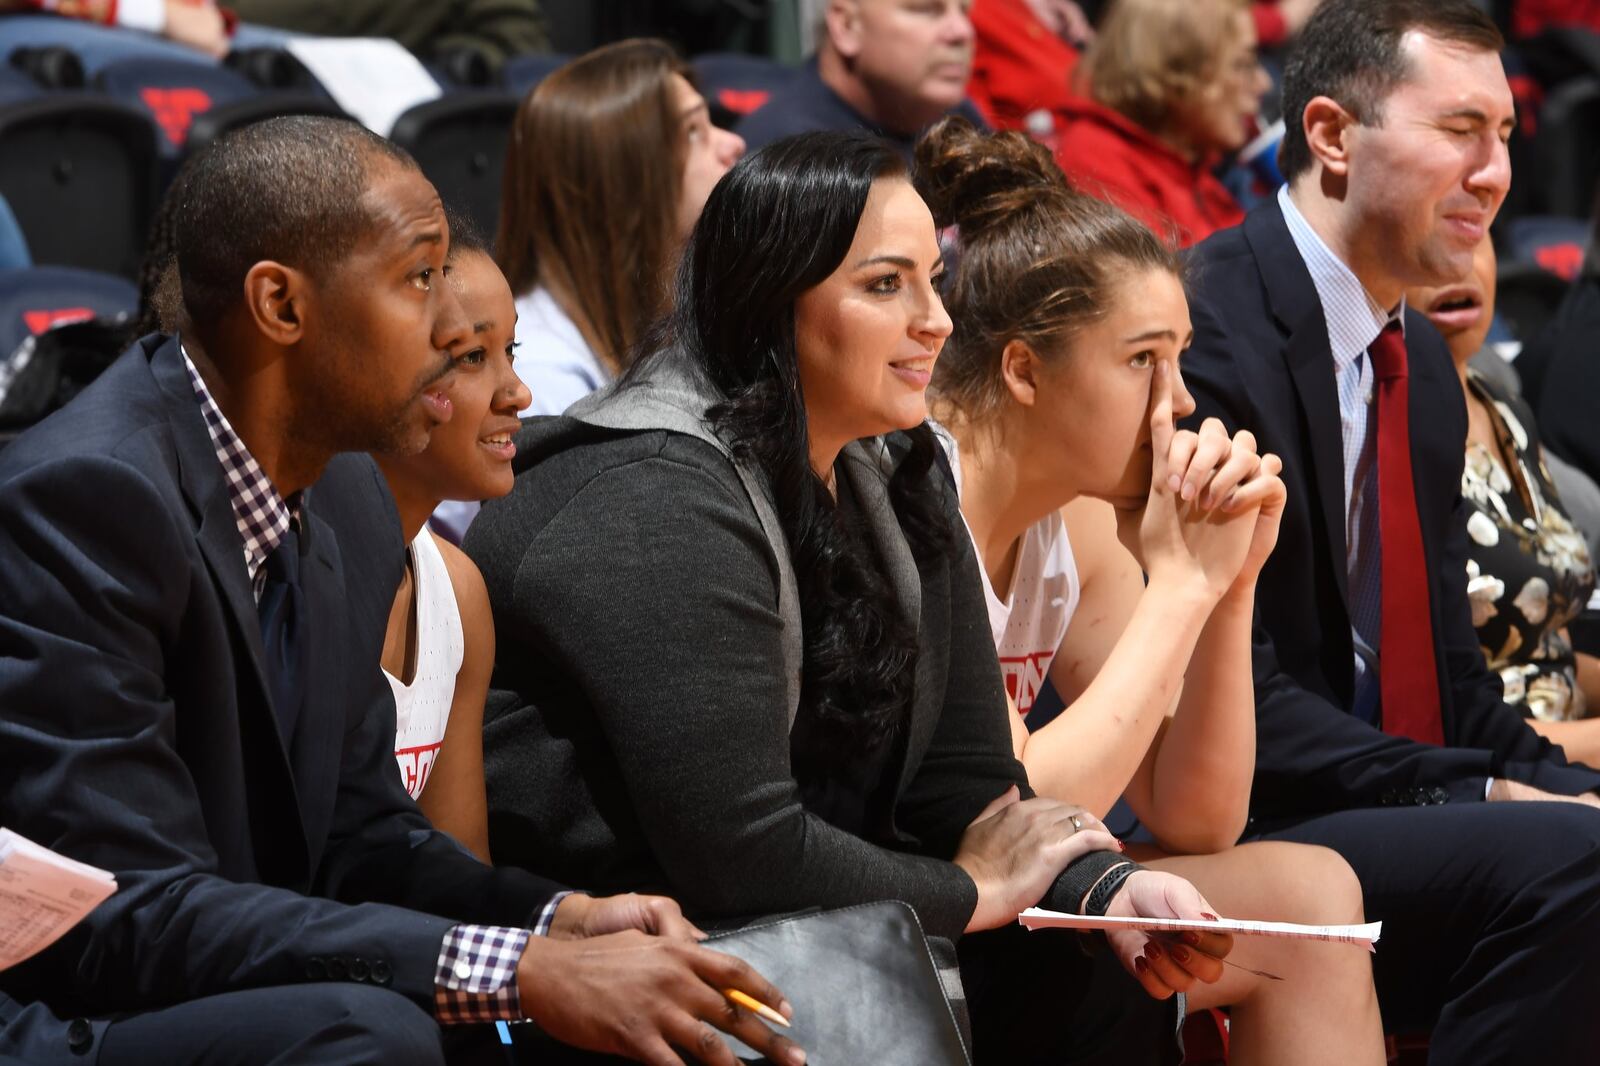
left=0, top=116, right=801, bottom=1066
left=1181, top=1, right=1600, bottom=1061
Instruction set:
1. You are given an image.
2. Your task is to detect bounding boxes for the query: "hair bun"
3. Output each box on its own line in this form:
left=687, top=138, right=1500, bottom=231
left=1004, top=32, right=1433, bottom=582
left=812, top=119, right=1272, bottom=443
left=913, top=115, right=1068, bottom=233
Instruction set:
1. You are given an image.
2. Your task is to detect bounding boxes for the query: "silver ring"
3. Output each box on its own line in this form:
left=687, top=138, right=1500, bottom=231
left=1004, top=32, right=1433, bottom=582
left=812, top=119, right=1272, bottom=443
left=1070, top=814, right=1084, bottom=833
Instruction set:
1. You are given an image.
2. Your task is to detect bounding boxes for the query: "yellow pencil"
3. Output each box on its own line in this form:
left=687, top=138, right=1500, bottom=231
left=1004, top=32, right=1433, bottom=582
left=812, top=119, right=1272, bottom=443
left=723, top=988, right=792, bottom=1028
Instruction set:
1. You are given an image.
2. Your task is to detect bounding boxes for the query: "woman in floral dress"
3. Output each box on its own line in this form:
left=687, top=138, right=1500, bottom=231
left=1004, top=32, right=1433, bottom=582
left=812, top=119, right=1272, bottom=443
left=1410, top=236, right=1600, bottom=762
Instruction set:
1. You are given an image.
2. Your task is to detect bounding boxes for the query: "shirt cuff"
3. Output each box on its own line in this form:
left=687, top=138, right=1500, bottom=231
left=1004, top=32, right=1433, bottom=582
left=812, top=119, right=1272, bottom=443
left=116, top=0, right=166, bottom=32
left=533, top=890, right=575, bottom=937
left=434, top=924, right=532, bottom=1025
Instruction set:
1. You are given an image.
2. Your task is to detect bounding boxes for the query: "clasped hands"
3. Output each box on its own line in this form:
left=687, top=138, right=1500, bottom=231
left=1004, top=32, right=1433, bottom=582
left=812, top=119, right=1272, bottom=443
left=1114, top=361, right=1287, bottom=604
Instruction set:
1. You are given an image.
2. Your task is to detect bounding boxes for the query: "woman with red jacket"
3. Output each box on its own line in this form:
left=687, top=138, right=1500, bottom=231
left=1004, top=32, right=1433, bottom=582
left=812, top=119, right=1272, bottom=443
left=1054, top=0, right=1270, bottom=245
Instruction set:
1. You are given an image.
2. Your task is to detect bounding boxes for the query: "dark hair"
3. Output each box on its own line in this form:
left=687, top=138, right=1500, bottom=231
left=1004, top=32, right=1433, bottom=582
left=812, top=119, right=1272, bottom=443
left=495, top=38, right=693, bottom=376
left=175, top=114, right=417, bottom=336
left=134, top=156, right=196, bottom=337
left=914, top=116, right=1181, bottom=422
left=638, top=130, right=947, bottom=762
left=445, top=205, right=489, bottom=258
left=1278, top=0, right=1503, bottom=181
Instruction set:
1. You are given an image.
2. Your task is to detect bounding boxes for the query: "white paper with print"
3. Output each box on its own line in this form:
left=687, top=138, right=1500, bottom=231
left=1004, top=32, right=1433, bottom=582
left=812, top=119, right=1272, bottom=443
left=0, top=829, right=117, bottom=971
left=1020, top=907, right=1382, bottom=952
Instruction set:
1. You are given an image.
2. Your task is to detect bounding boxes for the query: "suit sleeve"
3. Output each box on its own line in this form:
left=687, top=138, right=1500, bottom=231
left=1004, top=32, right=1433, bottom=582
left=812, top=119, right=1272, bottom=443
left=0, top=455, right=459, bottom=1016
left=306, top=455, right=565, bottom=926
left=504, top=445, right=981, bottom=941
left=1182, top=294, right=1600, bottom=814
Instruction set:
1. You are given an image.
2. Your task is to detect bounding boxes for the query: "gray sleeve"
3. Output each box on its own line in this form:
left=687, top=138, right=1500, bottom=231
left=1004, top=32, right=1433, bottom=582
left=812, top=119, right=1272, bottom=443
left=510, top=449, right=979, bottom=940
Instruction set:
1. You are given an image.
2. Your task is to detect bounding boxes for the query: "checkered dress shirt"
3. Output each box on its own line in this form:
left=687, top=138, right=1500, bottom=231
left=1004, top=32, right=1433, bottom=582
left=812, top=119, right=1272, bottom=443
left=1276, top=188, right=1405, bottom=707
left=180, top=344, right=564, bottom=1022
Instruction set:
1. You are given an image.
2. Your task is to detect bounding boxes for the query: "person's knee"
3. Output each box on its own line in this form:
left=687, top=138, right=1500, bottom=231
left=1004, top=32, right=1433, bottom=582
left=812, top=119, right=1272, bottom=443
left=1246, top=842, right=1366, bottom=925
left=315, top=984, right=445, bottom=1064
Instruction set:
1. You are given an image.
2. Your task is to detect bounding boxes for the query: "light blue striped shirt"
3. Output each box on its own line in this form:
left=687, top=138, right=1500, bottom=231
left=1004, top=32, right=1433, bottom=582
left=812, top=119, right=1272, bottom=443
left=1277, top=185, right=1404, bottom=693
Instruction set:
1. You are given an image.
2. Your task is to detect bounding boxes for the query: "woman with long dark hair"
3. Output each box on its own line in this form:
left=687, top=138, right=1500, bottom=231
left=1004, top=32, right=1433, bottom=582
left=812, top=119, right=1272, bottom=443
left=469, top=130, right=1245, bottom=1063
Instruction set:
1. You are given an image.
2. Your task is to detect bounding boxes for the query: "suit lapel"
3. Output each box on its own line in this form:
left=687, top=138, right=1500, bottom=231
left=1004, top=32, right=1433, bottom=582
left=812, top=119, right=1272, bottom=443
left=1246, top=207, right=1353, bottom=617
left=288, top=506, right=346, bottom=858
left=150, top=337, right=311, bottom=882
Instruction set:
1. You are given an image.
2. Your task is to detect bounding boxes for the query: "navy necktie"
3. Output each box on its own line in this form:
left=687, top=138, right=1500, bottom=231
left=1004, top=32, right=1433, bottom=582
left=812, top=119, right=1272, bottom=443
left=257, top=525, right=305, bottom=747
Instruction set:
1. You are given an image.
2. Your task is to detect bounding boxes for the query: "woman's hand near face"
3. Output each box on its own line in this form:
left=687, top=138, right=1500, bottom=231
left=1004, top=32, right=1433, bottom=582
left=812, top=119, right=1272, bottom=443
left=1115, top=361, right=1261, bottom=602
left=954, top=786, right=1122, bottom=932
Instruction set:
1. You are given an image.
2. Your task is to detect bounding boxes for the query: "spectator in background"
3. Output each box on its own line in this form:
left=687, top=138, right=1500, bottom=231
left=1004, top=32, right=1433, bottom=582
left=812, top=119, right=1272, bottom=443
left=966, top=0, right=1091, bottom=134
left=496, top=39, right=742, bottom=416
left=1054, top=0, right=1269, bottom=246
left=737, top=0, right=985, bottom=156
left=0, top=0, right=231, bottom=57
left=225, top=0, right=546, bottom=70
left=1407, top=234, right=1600, bottom=762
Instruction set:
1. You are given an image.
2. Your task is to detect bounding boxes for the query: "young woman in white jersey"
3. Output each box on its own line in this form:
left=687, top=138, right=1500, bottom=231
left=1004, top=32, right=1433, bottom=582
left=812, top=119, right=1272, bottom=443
left=375, top=225, right=530, bottom=863
left=917, top=118, right=1385, bottom=1064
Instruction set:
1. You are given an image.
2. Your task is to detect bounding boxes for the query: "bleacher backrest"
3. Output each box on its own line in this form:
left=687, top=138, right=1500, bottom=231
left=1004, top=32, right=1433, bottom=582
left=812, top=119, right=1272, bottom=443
left=0, top=264, right=137, bottom=361
left=0, top=95, right=158, bottom=280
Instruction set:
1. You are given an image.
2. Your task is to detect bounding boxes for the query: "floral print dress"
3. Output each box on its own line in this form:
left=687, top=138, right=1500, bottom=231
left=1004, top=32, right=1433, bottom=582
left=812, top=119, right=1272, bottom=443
left=1462, top=370, right=1596, bottom=721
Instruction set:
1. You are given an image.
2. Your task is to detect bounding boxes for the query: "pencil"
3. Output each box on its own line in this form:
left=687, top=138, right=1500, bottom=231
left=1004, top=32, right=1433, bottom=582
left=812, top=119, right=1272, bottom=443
left=723, top=988, right=791, bottom=1028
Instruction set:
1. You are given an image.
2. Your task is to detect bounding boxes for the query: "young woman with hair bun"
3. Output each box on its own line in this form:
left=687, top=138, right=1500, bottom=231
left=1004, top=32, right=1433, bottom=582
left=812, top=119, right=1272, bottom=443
left=917, top=116, right=1385, bottom=1065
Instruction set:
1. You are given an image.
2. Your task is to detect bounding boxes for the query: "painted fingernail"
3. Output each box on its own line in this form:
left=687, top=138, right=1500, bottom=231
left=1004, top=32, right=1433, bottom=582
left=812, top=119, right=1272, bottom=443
left=1134, top=956, right=1149, bottom=974
left=1181, top=932, right=1201, bottom=947
left=1116, top=839, right=1126, bottom=852
left=1171, top=945, right=1191, bottom=963
left=1201, top=912, right=1220, bottom=922
left=1146, top=943, right=1163, bottom=961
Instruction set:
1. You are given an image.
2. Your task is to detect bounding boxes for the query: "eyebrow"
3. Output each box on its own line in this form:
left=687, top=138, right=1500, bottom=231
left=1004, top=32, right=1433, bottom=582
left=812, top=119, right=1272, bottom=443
left=1123, top=329, right=1183, bottom=344
left=854, top=254, right=947, bottom=272
left=472, top=320, right=494, bottom=333
left=1440, top=107, right=1516, bottom=128
left=408, top=229, right=444, bottom=250
left=680, top=100, right=709, bottom=121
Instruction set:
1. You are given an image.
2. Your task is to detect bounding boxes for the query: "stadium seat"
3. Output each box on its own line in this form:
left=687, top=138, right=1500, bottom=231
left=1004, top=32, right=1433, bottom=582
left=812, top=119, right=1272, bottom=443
left=1537, top=76, right=1600, bottom=219
left=0, top=265, right=137, bottom=432
left=95, top=56, right=261, bottom=158
left=0, top=63, right=41, bottom=103
left=501, top=52, right=568, bottom=101
left=0, top=95, right=158, bottom=279
left=1504, top=215, right=1592, bottom=281
left=390, top=93, right=518, bottom=239
left=0, top=12, right=212, bottom=77
left=692, top=52, right=798, bottom=129
left=184, top=93, right=349, bottom=157
left=1495, top=259, right=1574, bottom=343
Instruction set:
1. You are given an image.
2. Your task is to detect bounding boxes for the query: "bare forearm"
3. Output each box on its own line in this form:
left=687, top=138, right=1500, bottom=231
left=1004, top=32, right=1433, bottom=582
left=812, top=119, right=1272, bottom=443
left=1021, top=575, right=1213, bottom=817
left=1143, top=586, right=1256, bottom=851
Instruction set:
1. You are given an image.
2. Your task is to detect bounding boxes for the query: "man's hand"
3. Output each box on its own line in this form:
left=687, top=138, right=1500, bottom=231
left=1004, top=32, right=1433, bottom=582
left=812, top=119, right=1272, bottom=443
left=517, top=931, right=806, bottom=1066
left=550, top=892, right=705, bottom=942
left=163, top=0, right=229, bottom=58
left=1103, top=870, right=1233, bottom=999
left=1488, top=778, right=1600, bottom=809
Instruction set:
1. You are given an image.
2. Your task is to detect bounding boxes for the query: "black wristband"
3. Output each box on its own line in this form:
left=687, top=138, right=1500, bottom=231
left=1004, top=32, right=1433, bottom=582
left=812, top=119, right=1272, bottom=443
left=1044, top=849, right=1128, bottom=912
left=1083, top=861, right=1144, bottom=917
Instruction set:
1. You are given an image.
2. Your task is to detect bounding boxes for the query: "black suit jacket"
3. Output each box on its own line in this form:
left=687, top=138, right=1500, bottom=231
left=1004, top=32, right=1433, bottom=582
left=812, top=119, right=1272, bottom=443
left=0, top=334, right=562, bottom=1022
left=1181, top=201, right=1600, bottom=823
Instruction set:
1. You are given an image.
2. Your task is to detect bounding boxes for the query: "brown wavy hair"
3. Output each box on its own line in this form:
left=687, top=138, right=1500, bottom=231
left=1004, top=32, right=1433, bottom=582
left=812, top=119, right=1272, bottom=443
left=1084, top=0, right=1250, bottom=135
left=495, top=39, right=692, bottom=375
left=914, top=116, right=1181, bottom=424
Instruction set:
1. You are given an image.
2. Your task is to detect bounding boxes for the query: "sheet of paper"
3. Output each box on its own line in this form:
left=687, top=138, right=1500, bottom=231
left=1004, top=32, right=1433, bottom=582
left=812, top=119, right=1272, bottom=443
left=0, top=829, right=117, bottom=971
left=285, top=37, right=442, bottom=137
left=1019, top=907, right=1382, bottom=952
